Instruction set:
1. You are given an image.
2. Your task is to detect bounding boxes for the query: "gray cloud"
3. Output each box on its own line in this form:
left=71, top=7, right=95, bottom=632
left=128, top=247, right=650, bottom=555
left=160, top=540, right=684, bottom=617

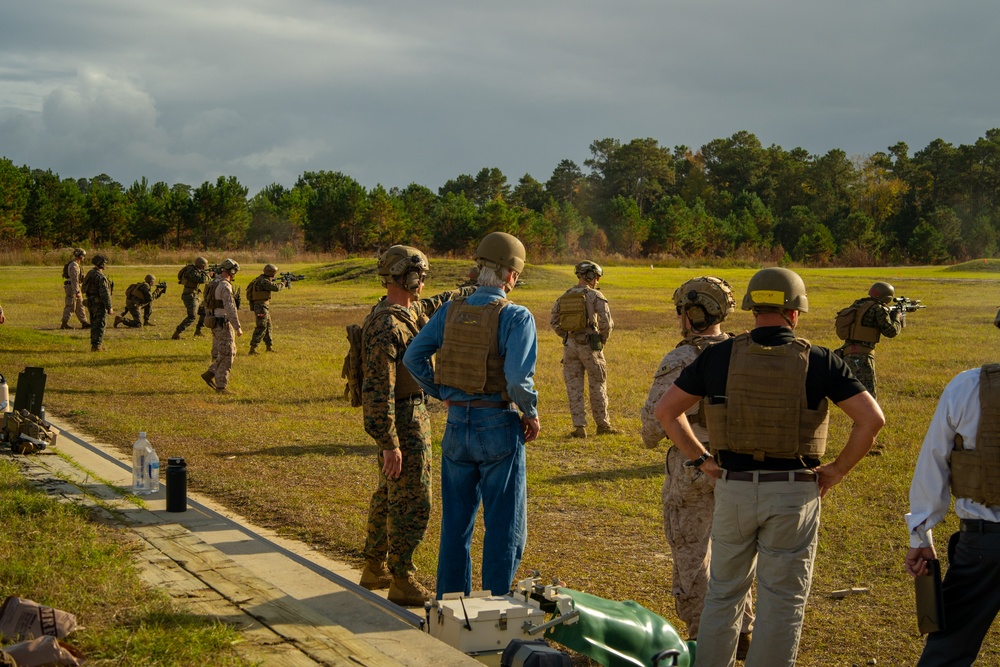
left=1, top=0, right=999, bottom=194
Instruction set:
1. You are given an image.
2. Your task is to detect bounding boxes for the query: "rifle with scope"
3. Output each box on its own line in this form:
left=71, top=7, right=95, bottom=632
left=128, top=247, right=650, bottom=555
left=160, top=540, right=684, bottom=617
left=153, top=281, right=167, bottom=299
left=891, top=296, right=925, bottom=314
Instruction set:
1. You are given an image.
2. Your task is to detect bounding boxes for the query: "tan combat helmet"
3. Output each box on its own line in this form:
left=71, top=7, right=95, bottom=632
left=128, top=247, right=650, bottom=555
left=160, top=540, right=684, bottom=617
left=195, top=257, right=208, bottom=270
left=264, top=263, right=278, bottom=277
left=475, top=232, right=525, bottom=273
left=145, top=274, right=156, bottom=285
left=674, top=276, right=736, bottom=333
left=218, top=258, right=239, bottom=275
left=73, top=248, right=86, bottom=259
left=741, top=267, right=808, bottom=313
left=575, top=260, right=603, bottom=281
left=377, top=245, right=429, bottom=293
left=868, top=281, right=895, bottom=304
left=91, top=254, right=107, bottom=268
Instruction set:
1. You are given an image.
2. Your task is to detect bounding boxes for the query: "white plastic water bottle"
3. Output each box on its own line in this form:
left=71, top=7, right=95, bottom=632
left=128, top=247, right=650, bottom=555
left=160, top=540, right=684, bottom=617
left=0, top=375, right=8, bottom=413
left=147, top=445, right=160, bottom=493
left=132, top=432, right=153, bottom=495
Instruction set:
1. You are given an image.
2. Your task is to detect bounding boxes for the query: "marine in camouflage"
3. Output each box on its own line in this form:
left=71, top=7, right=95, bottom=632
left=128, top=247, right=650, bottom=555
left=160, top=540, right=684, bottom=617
left=362, top=286, right=472, bottom=577
left=62, top=258, right=88, bottom=327
left=248, top=273, right=285, bottom=351
left=120, top=282, right=155, bottom=328
left=84, top=267, right=113, bottom=349
left=551, top=284, right=614, bottom=430
left=837, top=298, right=902, bottom=399
left=206, top=278, right=241, bottom=390
left=642, top=334, right=753, bottom=640
left=174, top=264, right=209, bottom=337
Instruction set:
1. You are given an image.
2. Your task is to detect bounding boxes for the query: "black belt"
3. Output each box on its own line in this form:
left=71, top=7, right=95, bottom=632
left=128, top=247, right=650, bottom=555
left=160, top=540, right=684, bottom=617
left=451, top=400, right=515, bottom=410
left=723, top=470, right=817, bottom=483
left=960, top=519, right=1000, bottom=533
left=395, top=394, right=424, bottom=405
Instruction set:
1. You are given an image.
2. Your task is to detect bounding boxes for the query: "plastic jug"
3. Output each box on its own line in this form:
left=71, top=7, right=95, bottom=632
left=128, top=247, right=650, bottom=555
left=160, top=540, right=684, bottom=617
left=132, top=432, right=158, bottom=495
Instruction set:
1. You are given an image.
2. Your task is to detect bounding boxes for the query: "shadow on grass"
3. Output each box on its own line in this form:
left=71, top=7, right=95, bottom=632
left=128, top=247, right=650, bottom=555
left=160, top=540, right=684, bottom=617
left=545, top=462, right=663, bottom=484
left=216, top=442, right=372, bottom=457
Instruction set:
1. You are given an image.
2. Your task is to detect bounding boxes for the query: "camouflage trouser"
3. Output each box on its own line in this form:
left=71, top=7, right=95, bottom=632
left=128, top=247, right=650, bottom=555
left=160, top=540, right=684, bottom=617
left=363, top=399, right=432, bottom=578
left=174, top=290, right=200, bottom=334
left=208, top=321, right=237, bottom=389
left=561, top=337, right=609, bottom=428
left=122, top=300, right=151, bottom=327
left=842, top=352, right=877, bottom=398
left=62, top=284, right=87, bottom=325
left=88, top=303, right=107, bottom=347
left=249, top=303, right=272, bottom=349
left=663, top=446, right=753, bottom=639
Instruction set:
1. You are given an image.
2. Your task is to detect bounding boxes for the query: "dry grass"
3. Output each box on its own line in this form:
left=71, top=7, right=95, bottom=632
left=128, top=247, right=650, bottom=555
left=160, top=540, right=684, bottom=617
left=2, top=260, right=999, bottom=666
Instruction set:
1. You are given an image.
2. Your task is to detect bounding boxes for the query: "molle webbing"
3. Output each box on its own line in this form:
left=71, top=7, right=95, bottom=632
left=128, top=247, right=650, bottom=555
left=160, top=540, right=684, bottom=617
left=203, top=280, right=222, bottom=312
left=434, top=297, right=511, bottom=399
left=704, top=333, right=829, bottom=460
left=558, top=291, right=589, bottom=333
left=950, top=364, right=1000, bottom=505
left=846, top=300, right=880, bottom=343
left=181, top=265, right=202, bottom=290
left=677, top=337, right=715, bottom=428
left=249, top=277, right=273, bottom=302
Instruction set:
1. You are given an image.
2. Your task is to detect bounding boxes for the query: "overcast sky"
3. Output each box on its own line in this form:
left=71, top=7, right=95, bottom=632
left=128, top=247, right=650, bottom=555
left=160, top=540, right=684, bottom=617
left=1, top=1, right=998, bottom=196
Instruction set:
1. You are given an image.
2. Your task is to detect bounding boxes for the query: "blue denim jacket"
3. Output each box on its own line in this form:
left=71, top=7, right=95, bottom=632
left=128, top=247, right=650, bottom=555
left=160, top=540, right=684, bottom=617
left=403, top=286, right=539, bottom=419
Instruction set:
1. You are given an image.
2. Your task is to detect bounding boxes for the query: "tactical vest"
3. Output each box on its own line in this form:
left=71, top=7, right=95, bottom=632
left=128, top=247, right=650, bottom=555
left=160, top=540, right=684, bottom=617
left=125, top=282, right=145, bottom=303
left=835, top=300, right=880, bottom=343
left=435, top=297, right=511, bottom=399
left=62, top=261, right=73, bottom=280
left=82, top=269, right=103, bottom=297
left=361, top=303, right=424, bottom=401
left=558, top=291, right=589, bottom=333
left=674, top=334, right=734, bottom=428
left=204, top=279, right=223, bottom=312
left=950, top=364, right=1000, bottom=505
left=179, top=265, right=203, bottom=290
left=704, top=333, right=830, bottom=460
left=249, top=276, right=274, bottom=303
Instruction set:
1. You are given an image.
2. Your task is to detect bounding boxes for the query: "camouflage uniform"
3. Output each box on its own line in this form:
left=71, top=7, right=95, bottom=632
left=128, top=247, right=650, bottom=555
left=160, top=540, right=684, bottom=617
left=362, top=288, right=470, bottom=578
left=247, top=273, right=284, bottom=352
left=83, top=267, right=113, bottom=349
left=641, top=334, right=753, bottom=639
left=550, top=285, right=614, bottom=430
left=836, top=297, right=902, bottom=399
left=174, top=264, right=209, bottom=337
left=206, top=279, right=241, bottom=390
left=119, top=282, right=155, bottom=327
left=61, top=259, right=89, bottom=327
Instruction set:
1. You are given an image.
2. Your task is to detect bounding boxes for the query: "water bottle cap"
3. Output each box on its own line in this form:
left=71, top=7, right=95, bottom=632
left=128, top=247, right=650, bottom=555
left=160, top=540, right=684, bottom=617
left=168, top=457, right=186, bottom=466
left=139, top=431, right=147, bottom=438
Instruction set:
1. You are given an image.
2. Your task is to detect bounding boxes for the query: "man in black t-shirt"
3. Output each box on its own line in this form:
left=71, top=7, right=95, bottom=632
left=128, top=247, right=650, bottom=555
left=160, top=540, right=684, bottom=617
left=654, top=267, right=884, bottom=667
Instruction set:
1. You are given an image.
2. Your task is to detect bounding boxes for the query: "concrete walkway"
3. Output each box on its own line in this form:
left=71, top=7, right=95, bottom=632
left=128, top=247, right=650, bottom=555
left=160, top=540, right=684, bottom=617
left=7, top=416, right=479, bottom=667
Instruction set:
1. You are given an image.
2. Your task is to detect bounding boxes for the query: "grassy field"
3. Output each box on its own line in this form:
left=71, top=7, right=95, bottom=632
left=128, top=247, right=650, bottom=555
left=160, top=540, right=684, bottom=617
left=2, top=258, right=999, bottom=666
left=0, top=459, right=250, bottom=666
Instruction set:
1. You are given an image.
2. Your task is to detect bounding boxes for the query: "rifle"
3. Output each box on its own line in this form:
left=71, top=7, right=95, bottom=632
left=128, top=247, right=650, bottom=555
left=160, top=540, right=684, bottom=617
left=279, top=271, right=304, bottom=287
left=891, top=296, right=925, bottom=328
left=891, top=296, right=926, bottom=314
left=152, top=281, right=167, bottom=299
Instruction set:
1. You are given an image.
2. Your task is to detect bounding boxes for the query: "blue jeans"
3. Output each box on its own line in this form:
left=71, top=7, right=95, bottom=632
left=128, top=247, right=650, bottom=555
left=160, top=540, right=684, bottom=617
left=436, top=405, right=526, bottom=598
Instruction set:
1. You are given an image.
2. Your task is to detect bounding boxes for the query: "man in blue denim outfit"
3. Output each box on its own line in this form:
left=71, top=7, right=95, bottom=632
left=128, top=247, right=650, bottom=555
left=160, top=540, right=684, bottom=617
left=404, top=232, right=540, bottom=598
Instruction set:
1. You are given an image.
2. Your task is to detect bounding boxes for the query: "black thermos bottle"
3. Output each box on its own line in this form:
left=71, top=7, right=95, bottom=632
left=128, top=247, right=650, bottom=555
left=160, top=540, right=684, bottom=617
left=165, top=457, right=187, bottom=512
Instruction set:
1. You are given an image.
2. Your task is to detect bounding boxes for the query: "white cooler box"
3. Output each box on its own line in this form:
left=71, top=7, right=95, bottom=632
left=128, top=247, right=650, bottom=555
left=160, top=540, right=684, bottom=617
left=428, top=591, right=546, bottom=664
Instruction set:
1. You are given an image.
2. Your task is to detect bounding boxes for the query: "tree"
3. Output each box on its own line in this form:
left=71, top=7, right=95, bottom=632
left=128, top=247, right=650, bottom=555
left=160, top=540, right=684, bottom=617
left=792, top=222, right=836, bottom=265
left=191, top=176, right=250, bottom=248
left=84, top=174, right=128, bottom=245
left=431, top=192, right=478, bottom=254
left=365, top=184, right=407, bottom=248
left=298, top=171, right=368, bottom=252
left=586, top=138, right=674, bottom=215
left=546, top=160, right=585, bottom=205
left=0, top=158, right=28, bottom=239
left=605, top=195, right=650, bottom=255
left=701, top=131, right=770, bottom=209
left=511, top=174, right=549, bottom=213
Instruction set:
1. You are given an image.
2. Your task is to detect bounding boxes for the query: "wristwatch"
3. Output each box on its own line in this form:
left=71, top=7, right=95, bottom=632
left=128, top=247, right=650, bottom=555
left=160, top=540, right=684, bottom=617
left=684, top=452, right=712, bottom=469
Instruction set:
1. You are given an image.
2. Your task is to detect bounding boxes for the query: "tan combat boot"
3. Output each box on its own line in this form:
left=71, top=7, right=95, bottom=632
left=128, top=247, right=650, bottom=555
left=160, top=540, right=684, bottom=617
left=248, top=346, right=258, bottom=355
left=60, top=322, right=72, bottom=330
left=171, top=332, right=181, bottom=340
left=359, top=560, right=392, bottom=590
left=570, top=426, right=587, bottom=438
left=200, top=371, right=217, bottom=390
left=596, top=425, right=621, bottom=435
left=113, top=315, right=123, bottom=328
left=91, top=344, right=103, bottom=352
left=388, top=574, right=432, bottom=606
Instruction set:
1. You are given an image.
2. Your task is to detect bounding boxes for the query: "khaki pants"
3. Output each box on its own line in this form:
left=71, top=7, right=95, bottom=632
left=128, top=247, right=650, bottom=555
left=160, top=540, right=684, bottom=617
left=561, top=337, right=609, bottom=428
left=62, top=285, right=87, bottom=325
left=208, top=322, right=237, bottom=389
